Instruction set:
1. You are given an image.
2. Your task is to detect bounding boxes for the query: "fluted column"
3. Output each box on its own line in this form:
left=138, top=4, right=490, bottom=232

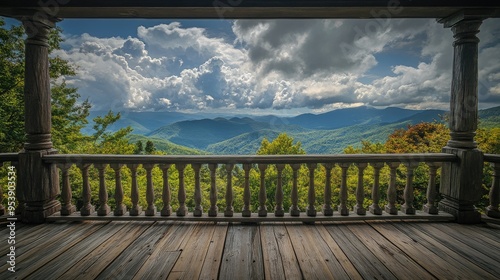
left=439, top=18, right=484, bottom=223
left=18, top=16, right=60, bottom=223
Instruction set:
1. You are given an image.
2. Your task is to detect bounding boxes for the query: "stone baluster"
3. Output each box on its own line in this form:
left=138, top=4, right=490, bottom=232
left=289, top=164, right=301, bottom=216
left=401, top=162, right=418, bottom=214
left=385, top=162, right=399, bottom=214
left=225, top=164, right=234, bottom=217
left=176, top=163, right=188, bottom=216
left=307, top=163, right=317, bottom=217
left=143, top=163, right=156, bottom=216
left=486, top=163, right=500, bottom=218
left=275, top=164, right=285, bottom=217
left=323, top=163, right=334, bottom=216
left=77, top=163, right=94, bottom=216
left=369, top=163, right=384, bottom=215
left=208, top=163, right=218, bottom=217
left=242, top=163, right=252, bottom=217
left=128, top=164, right=142, bottom=216
left=423, top=163, right=440, bottom=214
left=110, top=164, right=126, bottom=216
left=192, top=164, right=203, bottom=217
left=338, top=163, right=350, bottom=216
left=159, top=164, right=172, bottom=216
left=94, top=163, right=110, bottom=216
left=58, top=163, right=75, bottom=216
left=354, top=163, right=367, bottom=215
left=258, top=164, right=268, bottom=217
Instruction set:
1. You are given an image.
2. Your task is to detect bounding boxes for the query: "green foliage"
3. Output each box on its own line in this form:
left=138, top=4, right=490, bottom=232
left=257, top=133, right=305, bottom=155
left=145, top=140, right=155, bottom=154
left=134, top=140, right=144, bottom=155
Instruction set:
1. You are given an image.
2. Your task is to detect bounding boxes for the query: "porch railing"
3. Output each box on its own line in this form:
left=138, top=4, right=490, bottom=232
left=36, top=153, right=461, bottom=222
left=485, top=154, right=500, bottom=219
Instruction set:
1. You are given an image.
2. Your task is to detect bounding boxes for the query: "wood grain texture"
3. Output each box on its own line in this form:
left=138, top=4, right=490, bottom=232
left=1, top=220, right=498, bottom=279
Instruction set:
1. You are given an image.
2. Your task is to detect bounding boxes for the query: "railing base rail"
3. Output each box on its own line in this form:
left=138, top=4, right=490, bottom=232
left=45, top=211, right=455, bottom=223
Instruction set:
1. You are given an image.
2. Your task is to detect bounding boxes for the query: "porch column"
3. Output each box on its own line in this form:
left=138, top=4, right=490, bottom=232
left=18, top=16, right=60, bottom=223
left=439, top=18, right=483, bottom=224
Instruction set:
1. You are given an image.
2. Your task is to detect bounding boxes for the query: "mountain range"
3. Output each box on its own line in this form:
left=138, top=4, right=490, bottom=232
left=85, top=105, right=500, bottom=155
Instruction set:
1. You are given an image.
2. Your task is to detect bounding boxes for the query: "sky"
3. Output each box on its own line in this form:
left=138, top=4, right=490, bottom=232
left=23, top=18, right=500, bottom=115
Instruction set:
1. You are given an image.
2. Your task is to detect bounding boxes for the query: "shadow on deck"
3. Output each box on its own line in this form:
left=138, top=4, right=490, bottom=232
left=1, top=220, right=499, bottom=279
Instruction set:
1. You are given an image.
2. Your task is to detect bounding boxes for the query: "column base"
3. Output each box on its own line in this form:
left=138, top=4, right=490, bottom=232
left=80, top=204, right=95, bottom=216
left=130, top=205, right=143, bottom=216
left=369, top=204, right=382, bottom=215
left=114, top=204, right=127, bottom=216
left=176, top=206, right=188, bottom=217
left=385, top=205, right=398, bottom=215
left=486, top=207, right=500, bottom=218
left=338, top=205, right=349, bottom=216
left=208, top=207, right=218, bottom=217
left=22, top=200, right=61, bottom=223
left=242, top=208, right=251, bottom=217
left=194, top=207, right=203, bottom=217
left=439, top=198, right=481, bottom=224
left=60, top=204, right=76, bottom=216
left=274, top=208, right=285, bottom=217
left=97, top=205, right=111, bottom=216
left=306, top=206, right=317, bottom=217
left=289, top=206, right=300, bottom=217
left=423, top=204, right=438, bottom=215
left=353, top=205, right=366, bottom=215
left=322, top=205, right=334, bottom=216
left=401, top=204, right=415, bottom=215
left=258, top=207, right=267, bottom=217
left=145, top=206, right=156, bottom=216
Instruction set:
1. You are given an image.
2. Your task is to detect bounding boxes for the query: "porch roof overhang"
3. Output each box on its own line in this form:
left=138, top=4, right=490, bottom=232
left=0, top=0, right=499, bottom=20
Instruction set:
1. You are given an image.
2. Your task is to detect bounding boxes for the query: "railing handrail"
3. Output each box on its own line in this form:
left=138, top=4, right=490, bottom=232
left=484, top=154, right=500, bottom=163
left=42, top=153, right=458, bottom=165
left=0, top=153, right=18, bottom=162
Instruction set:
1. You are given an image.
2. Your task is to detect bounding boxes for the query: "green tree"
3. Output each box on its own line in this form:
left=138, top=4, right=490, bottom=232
left=145, top=140, right=156, bottom=154
left=257, top=133, right=305, bottom=155
left=134, top=140, right=144, bottom=154
left=0, top=18, right=91, bottom=153
left=91, top=111, right=134, bottom=154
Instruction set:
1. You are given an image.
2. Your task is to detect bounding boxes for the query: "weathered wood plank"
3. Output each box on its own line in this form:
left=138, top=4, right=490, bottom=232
left=347, top=223, right=435, bottom=279
left=316, top=223, right=362, bottom=279
left=167, top=222, right=216, bottom=280
left=325, top=222, right=396, bottom=279
left=132, top=221, right=197, bottom=280
left=417, top=222, right=500, bottom=276
left=199, top=223, right=229, bottom=280
left=219, top=224, right=264, bottom=280
left=268, top=223, right=302, bottom=280
left=95, top=221, right=174, bottom=279
left=133, top=251, right=180, bottom=280
left=287, top=224, right=349, bottom=279
left=0, top=221, right=73, bottom=256
left=370, top=221, right=482, bottom=279
left=260, top=223, right=286, bottom=280
left=27, top=221, right=129, bottom=279
left=437, top=222, right=500, bottom=246
left=60, top=221, right=154, bottom=280
left=0, top=221, right=106, bottom=279
left=428, top=223, right=499, bottom=261
left=393, top=222, right=497, bottom=279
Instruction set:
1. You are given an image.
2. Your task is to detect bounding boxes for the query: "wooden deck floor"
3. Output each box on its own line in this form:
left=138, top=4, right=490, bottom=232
left=1, top=219, right=499, bottom=279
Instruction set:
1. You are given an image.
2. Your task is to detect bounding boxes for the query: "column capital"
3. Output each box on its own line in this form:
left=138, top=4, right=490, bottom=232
left=21, top=16, right=58, bottom=47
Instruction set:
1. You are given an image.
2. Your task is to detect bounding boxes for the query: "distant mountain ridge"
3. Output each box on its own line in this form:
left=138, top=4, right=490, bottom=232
left=86, top=105, right=500, bottom=155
